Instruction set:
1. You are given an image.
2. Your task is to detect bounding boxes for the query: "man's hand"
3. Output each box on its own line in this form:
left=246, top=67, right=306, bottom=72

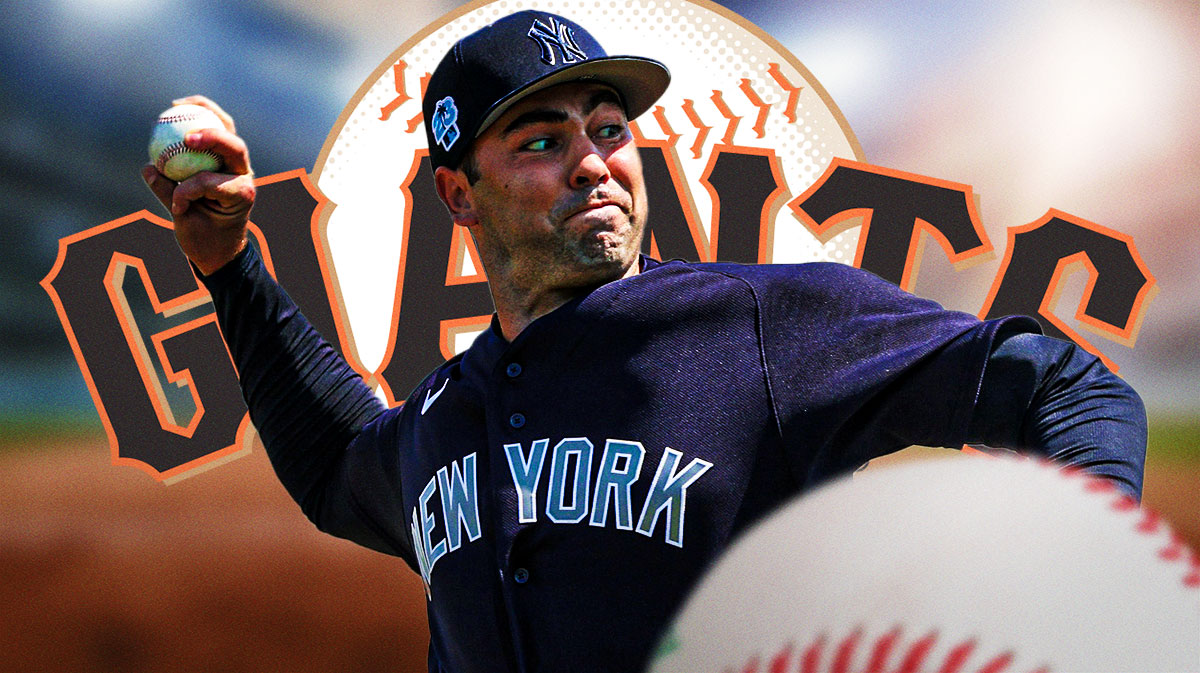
left=141, top=95, right=255, bottom=276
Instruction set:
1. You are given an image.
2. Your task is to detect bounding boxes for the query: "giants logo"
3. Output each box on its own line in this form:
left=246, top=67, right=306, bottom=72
left=40, top=0, right=1155, bottom=483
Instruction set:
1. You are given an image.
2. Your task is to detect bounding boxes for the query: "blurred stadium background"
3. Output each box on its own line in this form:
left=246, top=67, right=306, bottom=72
left=3, top=0, right=1197, bottom=670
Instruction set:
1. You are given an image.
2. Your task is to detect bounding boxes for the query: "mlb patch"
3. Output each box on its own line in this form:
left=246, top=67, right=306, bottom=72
left=432, top=96, right=461, bottom=151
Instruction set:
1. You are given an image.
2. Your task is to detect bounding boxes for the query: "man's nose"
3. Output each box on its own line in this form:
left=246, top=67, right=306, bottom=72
left=569, top=141, right=611, bottom=188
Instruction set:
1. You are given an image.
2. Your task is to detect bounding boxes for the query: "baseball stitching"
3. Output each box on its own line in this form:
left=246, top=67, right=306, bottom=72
left=734, top=628, right=1045, bottom=673
left=154, top=141, right=220, bottom=175
left=1062, top=465, right=1200, bottom=589
left=157, top=112, right=208, bottom=125
left=725, top=462, right=1197, bottom=673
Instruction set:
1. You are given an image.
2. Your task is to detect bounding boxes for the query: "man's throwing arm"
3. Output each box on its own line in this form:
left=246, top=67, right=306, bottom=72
left=141, top=96, right=406, bottom=557
left=198, top=241, right=402, bottom=554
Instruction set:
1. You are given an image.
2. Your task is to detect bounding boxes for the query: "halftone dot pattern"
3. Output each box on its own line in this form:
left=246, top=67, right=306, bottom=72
left=314, top=0, right=863, bottom=366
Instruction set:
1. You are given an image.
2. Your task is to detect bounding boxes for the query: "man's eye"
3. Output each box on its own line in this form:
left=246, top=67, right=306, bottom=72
left=597, top=124, right=625, bottom=139
left=523, top=138, right=554, bottom=151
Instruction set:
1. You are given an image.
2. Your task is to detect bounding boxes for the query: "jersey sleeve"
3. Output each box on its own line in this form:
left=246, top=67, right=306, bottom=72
left=969, top=332, right=1146, bottom=498
left=743, top=262, right=1144, bottom=496
left=742, top=262, right=1033, bottom=478
left=196, top=242, right=416, bottom=561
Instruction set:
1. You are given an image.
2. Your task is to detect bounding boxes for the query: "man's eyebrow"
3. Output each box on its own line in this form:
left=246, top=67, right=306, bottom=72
left=583, top=88, right=625, bottom=116
left=499, top=88, right=627, bottom=138
left=500, top=108, right=569, bottom=137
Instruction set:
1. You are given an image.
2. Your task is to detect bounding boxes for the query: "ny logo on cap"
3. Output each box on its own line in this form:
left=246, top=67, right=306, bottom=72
left=526, top=17, right=587, bottom=66
left=431, top=96, right=460, bottom=151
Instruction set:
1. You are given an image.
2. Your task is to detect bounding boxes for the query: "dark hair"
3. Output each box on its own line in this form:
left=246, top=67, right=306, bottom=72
left=459, top=145, right=481, bottom=185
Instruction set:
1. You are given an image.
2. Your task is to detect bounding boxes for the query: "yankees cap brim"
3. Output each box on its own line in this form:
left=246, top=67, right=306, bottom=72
left=474, top=56, right=671, bottom=139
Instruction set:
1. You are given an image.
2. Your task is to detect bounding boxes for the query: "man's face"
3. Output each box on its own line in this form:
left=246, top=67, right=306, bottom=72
left=457, top=81, right=648, bottom=292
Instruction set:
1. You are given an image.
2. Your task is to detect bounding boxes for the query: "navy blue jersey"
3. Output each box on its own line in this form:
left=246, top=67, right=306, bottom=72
left=200, top=244, right=1144, bottom=673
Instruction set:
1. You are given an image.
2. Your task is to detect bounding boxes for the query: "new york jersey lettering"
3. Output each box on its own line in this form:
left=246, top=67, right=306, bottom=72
left=504, top=438, right=711, bottom=547
left=410, top=452, right=482, bottom=593
left=636, top=447, right=713, bottom=548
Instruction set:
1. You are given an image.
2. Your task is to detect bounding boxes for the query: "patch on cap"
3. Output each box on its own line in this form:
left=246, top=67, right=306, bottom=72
left=431, top=96, right=460, bottom=151
left=526, top=16, right=588, bottom=65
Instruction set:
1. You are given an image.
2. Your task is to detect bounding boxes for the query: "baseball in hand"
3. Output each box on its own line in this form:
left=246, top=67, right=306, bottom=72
left=148, top=104, right=224, bottom=181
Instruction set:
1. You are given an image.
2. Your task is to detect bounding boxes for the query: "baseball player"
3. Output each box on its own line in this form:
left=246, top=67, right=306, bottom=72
left=141, top=10, right=1146, bottom=673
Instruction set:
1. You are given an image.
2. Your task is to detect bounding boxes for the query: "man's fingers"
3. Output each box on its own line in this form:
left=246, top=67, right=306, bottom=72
left=142, top=96, right=254, bottom=220
left=172, top=95, right=237, bottom=134
left=141, top=164, right=175, bottom=212
left=183, top=126, right=252, bottom=176
left=171, top=171, right=256, bottom=216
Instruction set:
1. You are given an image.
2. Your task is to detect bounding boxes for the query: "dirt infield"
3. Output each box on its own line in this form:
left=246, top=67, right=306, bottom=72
left=0, top=440, right=428, bottom=673
left=1, top=440, right=1196, bottom=673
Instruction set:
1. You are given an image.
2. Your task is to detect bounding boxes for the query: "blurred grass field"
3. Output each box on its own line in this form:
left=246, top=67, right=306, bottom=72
left=1146, top=414, right=1200, bottom=463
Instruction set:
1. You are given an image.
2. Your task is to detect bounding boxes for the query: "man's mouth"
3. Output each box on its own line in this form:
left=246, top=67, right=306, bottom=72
left=559, top=191, right=631, bottom=222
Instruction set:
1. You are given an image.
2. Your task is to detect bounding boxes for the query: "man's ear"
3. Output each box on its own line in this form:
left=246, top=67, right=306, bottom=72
left=434, top=166, right=478, bottom=228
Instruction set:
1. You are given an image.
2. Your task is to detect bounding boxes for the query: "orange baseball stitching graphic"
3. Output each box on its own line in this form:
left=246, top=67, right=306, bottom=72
left=766, top=62, right=802, bottom=124
left=710, top=89, right=741, bottom=145
left=650, top=105, right=684, bottom=150
left=379, top=61, right=411, bottom=121
left=680, top=99, right=712, bottom=159
left=408, top=72, right=432, bottom=133
left=737, top=78, right=771, bottom=139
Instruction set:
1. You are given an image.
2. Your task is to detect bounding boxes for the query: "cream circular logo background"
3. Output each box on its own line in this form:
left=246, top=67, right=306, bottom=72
left=313, top=0, right=863, bottom=371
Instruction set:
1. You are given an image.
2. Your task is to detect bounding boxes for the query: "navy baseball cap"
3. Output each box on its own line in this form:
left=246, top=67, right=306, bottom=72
left=423, top=9, right=671, bottom=171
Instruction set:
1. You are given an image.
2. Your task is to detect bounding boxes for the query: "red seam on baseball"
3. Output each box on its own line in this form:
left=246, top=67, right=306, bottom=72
left=767, top=643, right=792, bottom=673
left=1136, top=509, right=1161, bottom=533
left=865, top=627, right=899, bottom=673
left=831, top=627, right=860, bottom=673
left=155, top=142, right=221, bottom=174
left=938, top=638, right=975, bottom=673
left=976, top=650, right=1013, bottom=673
left=158, top=112, right=206, bottom=124
left=751, top=629, right=1048, bottom=673
left=1050, top=461, right=1200, bottom=590
left=801, top=634, right=825, bottom=673
left=894, top=631, right=937, bottom=673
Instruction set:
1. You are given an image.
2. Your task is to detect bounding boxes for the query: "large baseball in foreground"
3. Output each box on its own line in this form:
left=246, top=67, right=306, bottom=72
left=649, top=455, right=1199, bottom=673
left=148, top=104, right=224, bottom=182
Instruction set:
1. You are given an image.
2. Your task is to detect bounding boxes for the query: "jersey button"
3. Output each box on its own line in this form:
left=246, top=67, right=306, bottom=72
left=509, top=413, right=526, bottom=428
left=506, top=362, right=522, bottom=378
left=513, top=568, right=530, bottom=584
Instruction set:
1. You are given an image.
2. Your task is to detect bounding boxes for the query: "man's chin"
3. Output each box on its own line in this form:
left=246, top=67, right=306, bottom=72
left=566, top=244, right=640, bottom=284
